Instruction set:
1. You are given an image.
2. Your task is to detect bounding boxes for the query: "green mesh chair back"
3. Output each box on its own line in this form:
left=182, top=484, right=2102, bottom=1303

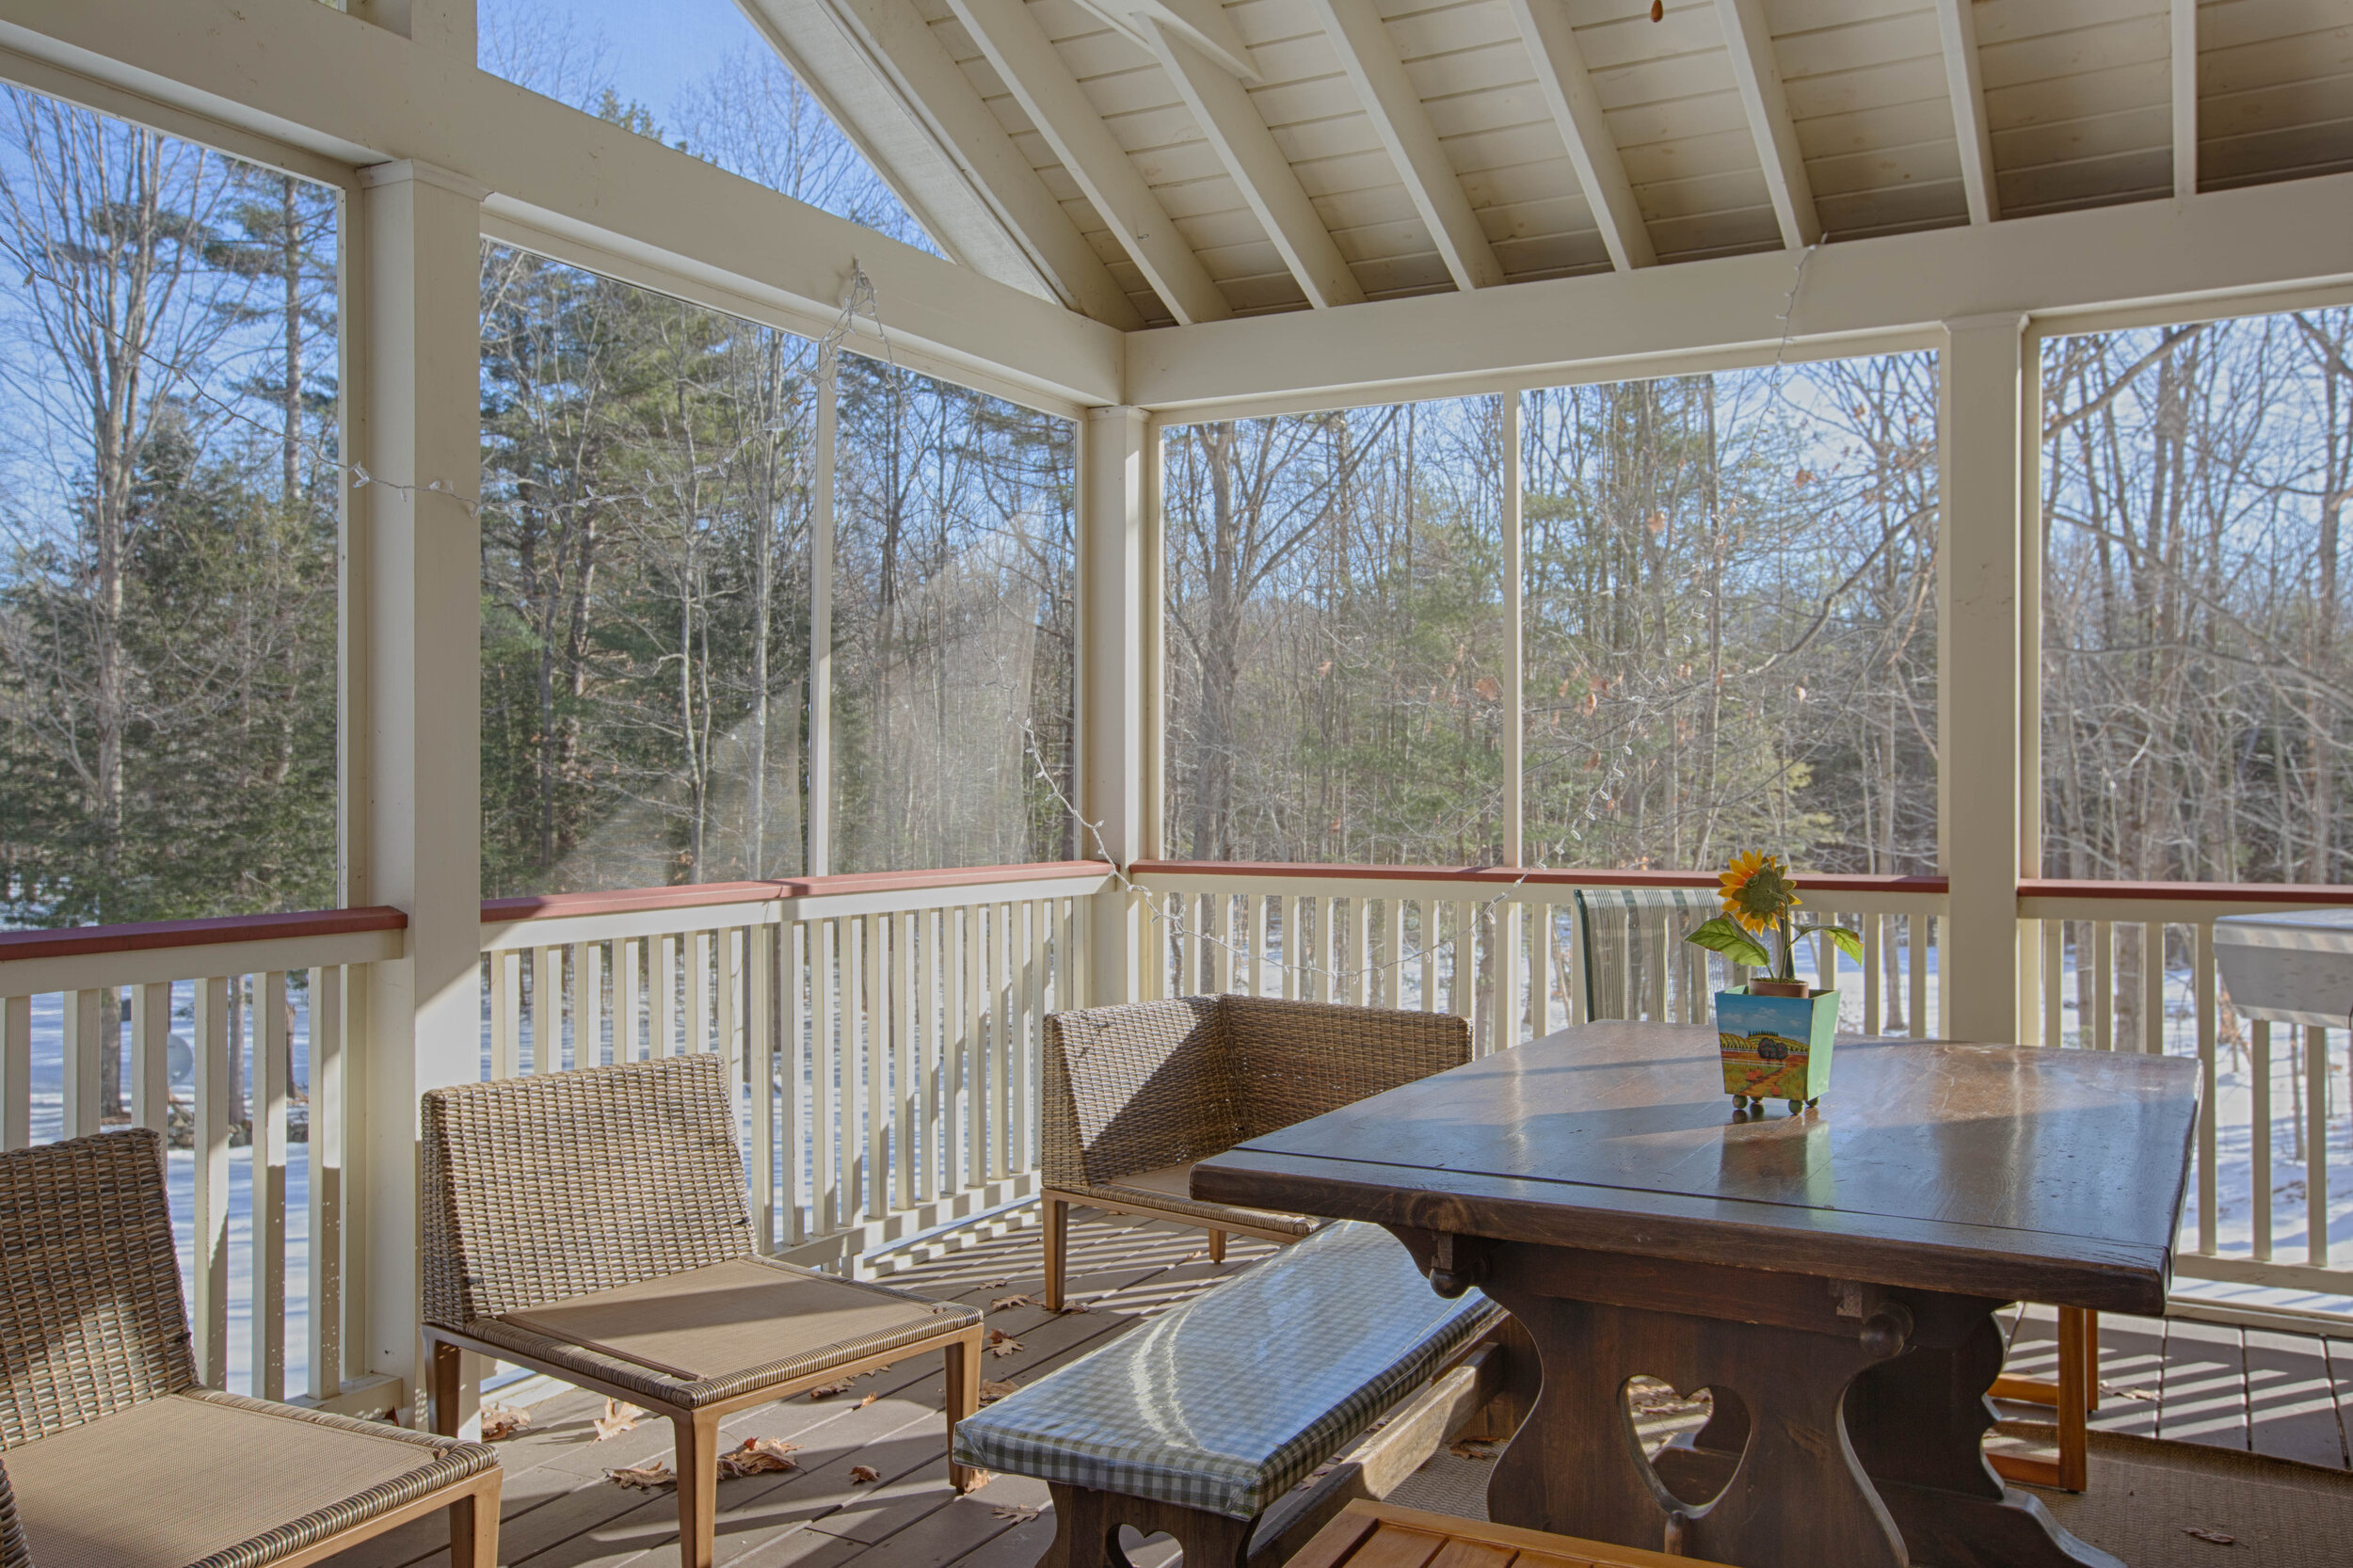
left=1572, top=887, right=1727, bottom=1023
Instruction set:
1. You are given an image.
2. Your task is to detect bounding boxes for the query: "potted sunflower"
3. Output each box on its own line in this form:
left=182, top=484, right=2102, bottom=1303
left=1684, top=852, right=1862, bottom=1112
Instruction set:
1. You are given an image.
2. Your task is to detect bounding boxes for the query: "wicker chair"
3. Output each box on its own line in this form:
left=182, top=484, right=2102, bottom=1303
left=0, top=1129, right=500, bottom=1568
left=1040, top=995, right=1471, bottom=1309
left=420, top=1054, right=985, bottom=1568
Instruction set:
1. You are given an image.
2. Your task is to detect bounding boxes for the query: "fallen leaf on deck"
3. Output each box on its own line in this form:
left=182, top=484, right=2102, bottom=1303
left=607, top=1462, right=675, bottom=1490
left=849, top=1464, right=882, bottom=1484
left=2182, top=1527, right=2237, bottom=1545
left=2101, top=1383, right=2158, bottom=1402
left=594, top=1400, right=644, bottom=1440
left=989, top=1337, right=1022, bottom=1358
left=1180, top=1252, right=1204, bottom=1264
left=993, top=1504, right=1042, bottom=1522
left=981, top=1379, right=1019, bottom=1403
left=966, top=1470, right=996, bottom=1490
left=808, top=1379, right=856, bottom=1400
left=479, top=1403, right=530, bottom=1441
left=717, top=1438, right=801, bottom=1479
left=857, top=1393, right=879, bottom=1408
left=1058, top=1301, right=1091, bottom=1314
left=990, top=1294, right=1033, bottom=1312
left=1449, top=1441, right=1497, bottom=1461
left=987, top=1279, right=1011, bottom=1288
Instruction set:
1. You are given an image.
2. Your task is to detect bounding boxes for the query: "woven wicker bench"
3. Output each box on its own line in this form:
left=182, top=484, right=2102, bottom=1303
left=952, top=1221, right=1511, bottom=1568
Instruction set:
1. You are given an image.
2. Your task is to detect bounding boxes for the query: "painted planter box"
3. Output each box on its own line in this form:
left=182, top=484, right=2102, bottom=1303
left=1715, top=986, right=1838, bottom=1109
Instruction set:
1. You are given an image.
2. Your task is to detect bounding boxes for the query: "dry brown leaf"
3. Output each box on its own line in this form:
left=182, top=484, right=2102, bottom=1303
left=965, top=1469, right=996, bottom=1490
left=606, top=1462, right=675, bottom=1491
left=980, top=1379, right=1018, bottom=1404
left=1058, top=1301, right=1091, bottom=1315
left=594, top=1400, right=645, bottom=1440
left=1449, top=1440, right=1497, bottom=1462
left=479, top=1403, right=530, bottom=1441
left=989, top=1294, right=1032, bottom=1312
left=808, top=1379, right=856, bottom=1400
left=2101, top=1382, right=2158, bottom=1402
left=849, top=1464, right=882, bottom=1484
left=993, top=1503, right=1042, bottom=1522
left=988, top=1337, right=1022, bottom=1358
left=856, top=1393, right=879, bottom=1408
left=2181, top=1527, right=2238, bottom=1545
left=716, top=1438, right=801, bottom=1479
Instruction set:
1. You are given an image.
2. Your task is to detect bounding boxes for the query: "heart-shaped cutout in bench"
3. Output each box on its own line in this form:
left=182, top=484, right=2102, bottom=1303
left=1623, top=1376, right=1748, bottom=1510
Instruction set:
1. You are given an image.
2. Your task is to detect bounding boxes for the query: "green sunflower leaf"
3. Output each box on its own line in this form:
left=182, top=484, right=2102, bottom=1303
left=1682, top=917, right=1772, bottom=970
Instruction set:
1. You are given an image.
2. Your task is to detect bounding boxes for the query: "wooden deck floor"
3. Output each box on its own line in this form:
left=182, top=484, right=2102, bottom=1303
left=324, top=1210, right=2353, bottom=1568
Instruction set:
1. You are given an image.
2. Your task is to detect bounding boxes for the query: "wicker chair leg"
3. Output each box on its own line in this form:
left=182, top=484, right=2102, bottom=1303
left=674, top=1408, right=720, bottom=1568
left=1208, top=1228, right=1226, bottom=1264
left=428, top=1339, right=466, bottom=1438
left=449, top=1471, right=501, bottom=1568
left=1043, top=1196, right=1069, bottom=1311
left=945, top=1327, right=984, bottom=1492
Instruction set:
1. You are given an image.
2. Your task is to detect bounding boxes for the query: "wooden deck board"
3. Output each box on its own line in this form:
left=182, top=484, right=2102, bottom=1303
left=321, top=1216, right=2353, bottom=1568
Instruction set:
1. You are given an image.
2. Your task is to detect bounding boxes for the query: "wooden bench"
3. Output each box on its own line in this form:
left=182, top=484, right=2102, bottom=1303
left=1294, top=1501, right=1737, bottom=1568
left=950, top=1221, right=1519, bottom=1568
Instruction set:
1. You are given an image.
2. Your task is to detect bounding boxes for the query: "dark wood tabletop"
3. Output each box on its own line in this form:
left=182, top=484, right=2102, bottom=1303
left=1193, top=1021, right=2201, bottom=1314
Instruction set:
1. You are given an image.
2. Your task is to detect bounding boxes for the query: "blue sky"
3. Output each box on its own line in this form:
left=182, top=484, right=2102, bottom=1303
left=487, top=0, right=767, bottom=123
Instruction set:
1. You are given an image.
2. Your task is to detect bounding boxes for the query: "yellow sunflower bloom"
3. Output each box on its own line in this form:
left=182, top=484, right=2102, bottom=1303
left=1718, top=850, right=1800, bottom=936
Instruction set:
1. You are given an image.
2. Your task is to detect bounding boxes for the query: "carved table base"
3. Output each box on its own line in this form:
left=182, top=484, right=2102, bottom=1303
left=1394, top=1232, right=2124, bottom=1568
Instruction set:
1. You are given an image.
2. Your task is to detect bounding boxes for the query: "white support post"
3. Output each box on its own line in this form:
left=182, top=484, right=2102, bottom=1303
left=348, top=159, right=486, bottom=1425
left=1495, top=391, right=1523, bottom=1045
left=1938, top=313, right=2027, bottom=1044
left=1080, top=406, right=1152, bottom=1005
left=808, top=366, right=836, bottom=877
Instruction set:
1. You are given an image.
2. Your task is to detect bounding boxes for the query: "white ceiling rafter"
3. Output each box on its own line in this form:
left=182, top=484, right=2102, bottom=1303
left=1305, top=0, right=1505, bottom=292
left=947, top=0, right=1233, bottom=325
left=1712, top=0, right=1820, bottom=248
left=1070, top=0, right=1257, bottom=81
left=1929, top=0, right=1998, bottom=224
left=1144, top=19, right=1365, bottom=309
left=2171, top=0, right=2198, bottom=200
left=792, top=0, right=1145, bottom=328
left=1505, top=0, right=1654, bottom=271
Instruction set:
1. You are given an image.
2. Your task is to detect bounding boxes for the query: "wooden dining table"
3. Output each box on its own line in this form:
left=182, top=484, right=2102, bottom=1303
left=1192, top=1021, right=2201, bottom=1568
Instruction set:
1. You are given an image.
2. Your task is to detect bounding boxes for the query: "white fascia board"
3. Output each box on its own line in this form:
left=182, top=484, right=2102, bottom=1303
left=0, top=0, right=1122, bottom=408
left=1126, top=171, right=2353, bottom=414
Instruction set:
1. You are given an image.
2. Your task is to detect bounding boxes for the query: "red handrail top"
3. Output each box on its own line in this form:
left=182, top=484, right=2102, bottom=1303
left=2019, top=878, right=2353, bottom=904
left=0, top=906, right=408, bottom=964
left=1129, top=860, right=1950, bottom=896
left=483, top=860, right=1114, bottom=923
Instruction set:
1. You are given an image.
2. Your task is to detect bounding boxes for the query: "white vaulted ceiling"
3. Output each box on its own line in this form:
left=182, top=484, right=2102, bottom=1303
left=750, top=0, right=2353, bottom=328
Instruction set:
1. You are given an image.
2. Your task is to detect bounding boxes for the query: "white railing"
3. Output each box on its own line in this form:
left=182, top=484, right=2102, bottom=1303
left=2019, top=881, right=2353, bottom=1322
left=477, top=861, right=1112, bottom=1274
left=0, top=908, right=407, bottom=1414
left=1130, top=863, right=1948, bottom=1051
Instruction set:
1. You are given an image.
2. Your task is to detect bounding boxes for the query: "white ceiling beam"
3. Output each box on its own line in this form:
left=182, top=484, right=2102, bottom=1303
left=2172, top=0, right=2198, bottom=200
left=791, top=0, right=1144, bottom=328
left=1713, top=0, right=1819, bottom=248
left=0, top=0, right=1123, bottom=407
left=1147, top=21, right=1363, bottom=309
left=1931, top=0, right=1998, bottom=224
left=1127, top=169, right=2353, bottom=412
left=947, top=0, right=1232, bottom=325
left=1074, top=0, right=1257, bottom=82
left=1505, top=0, right=1653, bottom=271
left=1306, top=0, right=1504, bottom=291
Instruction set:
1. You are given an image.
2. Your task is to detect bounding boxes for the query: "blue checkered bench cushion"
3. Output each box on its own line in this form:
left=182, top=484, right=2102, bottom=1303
left=950, top=1220, right=1503, bottom=1520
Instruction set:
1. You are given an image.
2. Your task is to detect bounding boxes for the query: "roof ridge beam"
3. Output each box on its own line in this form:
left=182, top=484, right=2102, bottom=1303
left=1713, top=0, right=1819, bottom=248
left=1930, top=0, right=1998, bottom=224
left=948, top=0, right=1233, bottom=325
left=1146, top=19, right=1364, bottom=309
left=1306, top=0, right=1504, bottom=292
left=2171, top=0, right=2197, bottom=200
left=1505, top=0, right=1654, bottom=271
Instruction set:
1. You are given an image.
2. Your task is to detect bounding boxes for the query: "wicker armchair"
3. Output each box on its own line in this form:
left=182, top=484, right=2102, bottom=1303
left=420, top=1054, right=985, bottom=1568
left=1040, top=995, right=1471, bottom=1308
left=0, top=1129, right=499, bottom=1568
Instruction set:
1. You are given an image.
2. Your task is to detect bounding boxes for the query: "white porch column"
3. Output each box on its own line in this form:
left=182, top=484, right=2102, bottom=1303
left=347, top=160, right=484, bottom=1417
left=1937, top=313, right=2028, bottom=1043
left=1080, top=406, right=1152, bottom=1004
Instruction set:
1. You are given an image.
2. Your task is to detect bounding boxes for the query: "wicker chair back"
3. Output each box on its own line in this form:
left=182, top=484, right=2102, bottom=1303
left=0, top=1453, right=26, bottom=1568
left=421, top=1054, right=753, bottom=1326
left=1042, top=997, right=1241, bottom=1190
left=1222, top=996, right=1470, bottom=1142
left=0, top=1129, right=196, bottom=1448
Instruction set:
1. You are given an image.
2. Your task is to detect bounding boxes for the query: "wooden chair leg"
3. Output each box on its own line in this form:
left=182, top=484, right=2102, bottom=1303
left=1044, top=1196, right=1069, bottom=1311
left=449, top=1472, right=501, bottom=1568
left=946, top=1328, right=984, bottom=1493
left=2057, top=1306, right=2091, bottom=1493
left=674, top=1408, right=720, bottom=1568
left=1208, top=1228, right=1226, bottom=1263
left=428, top=1339, right=465, bottom=1438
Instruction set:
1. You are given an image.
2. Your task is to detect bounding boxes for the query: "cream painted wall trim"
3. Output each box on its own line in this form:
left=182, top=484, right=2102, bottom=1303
left=1305, top=0, right=1504, bottom=292
left=1126, top=170, right=2353, bottom=415
left=1930, top=0, right=1998, bottom=225
left=1504, top=0, right=1654, bottom=271
left=945, top=0, right=1231, bottom=326
left=1713, top=0, right=1818, bottom=249
left=0, top=0, right=1123, bottom=407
